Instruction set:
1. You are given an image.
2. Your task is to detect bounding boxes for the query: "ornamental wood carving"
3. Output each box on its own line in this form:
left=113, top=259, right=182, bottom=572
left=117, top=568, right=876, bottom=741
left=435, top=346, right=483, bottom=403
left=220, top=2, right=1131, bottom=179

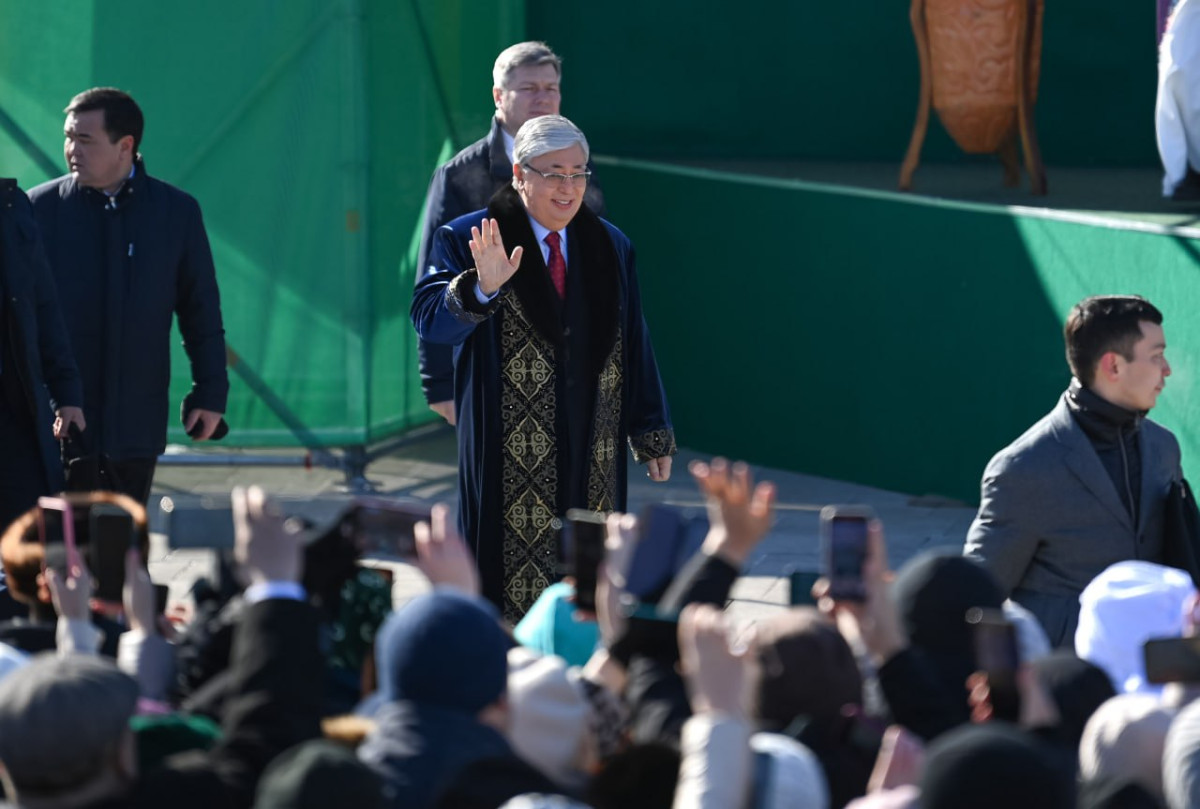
left=900, top=0, right=1047, bottom=194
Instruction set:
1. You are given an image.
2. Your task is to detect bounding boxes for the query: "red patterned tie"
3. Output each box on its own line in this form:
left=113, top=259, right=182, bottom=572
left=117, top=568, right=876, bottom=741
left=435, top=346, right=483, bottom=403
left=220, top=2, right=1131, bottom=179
left=544, top=231, right=566, bottom=299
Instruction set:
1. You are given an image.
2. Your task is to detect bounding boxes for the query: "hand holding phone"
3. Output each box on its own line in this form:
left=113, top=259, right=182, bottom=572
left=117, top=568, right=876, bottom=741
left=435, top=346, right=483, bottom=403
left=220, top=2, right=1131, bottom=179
left=966, top=607, right=1021, bottom=723
left=89, top=504, right=136, bottom=604
left=564, top=509, right=607, bottom=612
left=343, top=499, right=430, bottom=558
left=820, top=505, right=874, bottom=602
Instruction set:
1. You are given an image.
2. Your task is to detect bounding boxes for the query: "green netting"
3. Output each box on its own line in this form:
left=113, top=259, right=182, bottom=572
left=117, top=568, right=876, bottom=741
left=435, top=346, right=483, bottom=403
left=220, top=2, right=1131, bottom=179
left=0, top=0, right=523, bottom=447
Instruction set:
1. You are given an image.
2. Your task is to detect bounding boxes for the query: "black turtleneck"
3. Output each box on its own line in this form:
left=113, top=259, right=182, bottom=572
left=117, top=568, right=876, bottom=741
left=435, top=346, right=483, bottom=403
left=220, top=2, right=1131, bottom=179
left=1065, top=379, right=1144, bottom=525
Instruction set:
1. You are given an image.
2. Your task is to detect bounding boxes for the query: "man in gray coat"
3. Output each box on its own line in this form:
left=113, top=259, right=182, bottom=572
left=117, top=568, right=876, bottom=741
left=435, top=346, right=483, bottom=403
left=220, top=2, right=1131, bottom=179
left=964, top=295, right=1181, bottom=647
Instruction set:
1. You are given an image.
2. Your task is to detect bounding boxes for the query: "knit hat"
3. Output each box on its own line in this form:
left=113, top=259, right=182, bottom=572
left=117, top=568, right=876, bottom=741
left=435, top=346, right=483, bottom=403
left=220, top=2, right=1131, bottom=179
left=920, top=722, right=1074, bottom=809
left=891, top=551, right=1004, bottom=700
left=1075, top=561, right=1195, bottom=694
left=513, top=581, right=600, bottom=668
left=749, top=733, right=830, bottom=809
left=1164, top=698, right=1200, bottom=809
left=374, top=590, right=510, bottom=713
left=507, top=648, right=591, bottom=789
left=0, top=653, right=138, bottom=794
left=1031, top=650, right=1116, bottom=749
left=130, top=713, right=221, bottom=775
left=254, top=739, right=384, bottom=809
left=1079, top=693, right=1174, bottom=802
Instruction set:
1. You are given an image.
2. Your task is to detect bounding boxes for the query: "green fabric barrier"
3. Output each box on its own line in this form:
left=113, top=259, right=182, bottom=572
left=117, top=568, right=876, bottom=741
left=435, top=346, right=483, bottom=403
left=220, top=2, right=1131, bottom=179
left=0, top=0, right=524, bottom=447
left=530, top=0, right=1158, bottom=167
left=595, top=157, right=1200, bottom=502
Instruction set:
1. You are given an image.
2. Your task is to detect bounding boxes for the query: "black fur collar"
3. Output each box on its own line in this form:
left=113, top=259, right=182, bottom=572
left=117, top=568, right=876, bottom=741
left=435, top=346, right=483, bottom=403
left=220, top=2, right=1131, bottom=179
left=487, top=185, right=620, bottom=377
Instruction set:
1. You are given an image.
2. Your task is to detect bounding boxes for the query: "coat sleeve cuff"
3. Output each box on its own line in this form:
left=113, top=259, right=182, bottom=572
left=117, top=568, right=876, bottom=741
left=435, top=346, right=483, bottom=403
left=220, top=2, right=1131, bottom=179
left=630, top=427, right=678, bottom=464
left=447, top=271, right=500, bottom=323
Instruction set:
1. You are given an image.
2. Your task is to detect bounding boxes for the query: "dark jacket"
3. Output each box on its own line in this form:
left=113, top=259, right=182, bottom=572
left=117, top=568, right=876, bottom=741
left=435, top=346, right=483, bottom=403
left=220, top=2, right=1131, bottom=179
left=0, top=179, right=83, bottom=491
left=414, top=117, right=606, bottom=404
left=27, top=160, right=227, bottom=461
left=357, top=701, right=563, bottom=809
left=133, top=598, right=324, bottom=809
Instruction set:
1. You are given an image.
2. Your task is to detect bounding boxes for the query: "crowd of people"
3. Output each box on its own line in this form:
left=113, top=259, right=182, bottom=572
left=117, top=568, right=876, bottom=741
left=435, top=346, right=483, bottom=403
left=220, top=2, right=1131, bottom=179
left=2, top=29, right=1199, bottom=809
left=0, top=453, right=1197, bottom=808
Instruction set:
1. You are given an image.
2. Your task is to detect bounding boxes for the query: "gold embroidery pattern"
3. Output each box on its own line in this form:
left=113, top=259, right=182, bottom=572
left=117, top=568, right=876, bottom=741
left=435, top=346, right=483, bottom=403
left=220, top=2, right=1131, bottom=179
left=586, top=333, right=624, bottom=513
left=500, top=294, right=560, bottom=622
left=630, top=427, right=678, bottom=464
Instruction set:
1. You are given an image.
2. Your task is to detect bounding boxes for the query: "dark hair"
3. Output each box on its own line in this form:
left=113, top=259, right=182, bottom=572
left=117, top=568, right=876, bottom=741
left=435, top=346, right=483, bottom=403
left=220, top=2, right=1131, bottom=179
left=1064, top=296, right=1163, bottom=387
left=64, top=87, right=144, bottom=155
left=0, top=492, right=150, bottom=606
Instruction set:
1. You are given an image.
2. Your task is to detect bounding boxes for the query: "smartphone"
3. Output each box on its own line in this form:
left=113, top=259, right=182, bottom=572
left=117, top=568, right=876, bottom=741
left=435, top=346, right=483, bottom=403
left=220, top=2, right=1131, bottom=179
left=788, top=568, right=821, bottom=606
left=89, top=504, right=135, bottom=603
left=564, top=509, right=607, bottom=612
left=342, top=499, right=430, bottom=558
left=38, top=496, right=80, bottom=578
left=1144, top=636, right=1200, bottom=684
left=966, top=606, right=1021, bottom=722
left=159, top=495, right=236, bottom=549
left=820, top=505, right=873, bottom=601
left=623, top=504, right=708, bottom=599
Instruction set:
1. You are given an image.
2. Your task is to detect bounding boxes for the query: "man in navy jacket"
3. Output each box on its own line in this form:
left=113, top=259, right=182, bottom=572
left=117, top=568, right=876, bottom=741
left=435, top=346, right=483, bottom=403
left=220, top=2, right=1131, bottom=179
left=29, top=88, right=228, bottom=503
left=414, top=42, right=605, bottom=424
left=0, top=179, right=84, bottom=527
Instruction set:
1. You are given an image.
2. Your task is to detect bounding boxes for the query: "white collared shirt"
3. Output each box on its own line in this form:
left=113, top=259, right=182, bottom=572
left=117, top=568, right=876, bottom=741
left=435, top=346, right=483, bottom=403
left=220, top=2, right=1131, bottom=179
left=473, top=216, right=567, bottom=305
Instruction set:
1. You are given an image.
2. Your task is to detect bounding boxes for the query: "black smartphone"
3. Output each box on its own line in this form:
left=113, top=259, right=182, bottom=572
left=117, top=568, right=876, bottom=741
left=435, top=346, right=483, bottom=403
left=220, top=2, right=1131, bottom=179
left=89, top=504, right=135, bottom=603
left=788, top=569, right=821, bottom=606
left=564, top=509, right=607, bottom=612
left=1144, top=636, right=1200, bottom=684
left=342, top=499, right=430, bottom=558
left=820, top=505, right=873, bottom=601
left=966, top=606, right=1021, bottom=722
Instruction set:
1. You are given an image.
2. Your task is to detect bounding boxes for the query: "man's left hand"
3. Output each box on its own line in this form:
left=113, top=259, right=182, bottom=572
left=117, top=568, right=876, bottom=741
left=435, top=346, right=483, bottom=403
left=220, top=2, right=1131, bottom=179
left=184, top=408, right=224, bottom=441
left=647, top=456, right=672, bottom=482
left=53, top=406, right=86, bottom=439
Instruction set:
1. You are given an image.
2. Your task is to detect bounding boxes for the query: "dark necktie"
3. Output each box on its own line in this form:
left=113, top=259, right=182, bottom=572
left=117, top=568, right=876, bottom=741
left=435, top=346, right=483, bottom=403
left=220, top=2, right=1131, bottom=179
left=544, top=231, right=566, bottom=299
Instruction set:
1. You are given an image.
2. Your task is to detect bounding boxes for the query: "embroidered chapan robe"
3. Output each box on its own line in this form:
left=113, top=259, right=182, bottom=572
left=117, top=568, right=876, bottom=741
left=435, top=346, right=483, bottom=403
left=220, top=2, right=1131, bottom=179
left=411, top=186, right=676, bottom=621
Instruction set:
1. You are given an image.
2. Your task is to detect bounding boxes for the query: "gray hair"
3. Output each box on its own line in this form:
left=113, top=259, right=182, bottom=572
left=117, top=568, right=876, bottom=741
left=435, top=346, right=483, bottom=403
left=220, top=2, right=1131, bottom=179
left=492, top=41, right=561, bottom=88
left=513, top=115, right=589, bottom=167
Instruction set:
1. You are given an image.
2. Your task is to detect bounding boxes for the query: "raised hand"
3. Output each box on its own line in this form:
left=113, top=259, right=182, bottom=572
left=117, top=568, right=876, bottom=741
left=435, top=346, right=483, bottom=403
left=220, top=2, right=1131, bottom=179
left=678, top=603, right=752, bottom=716
left=414, top=503, right=479, bottom=596
left=232, top=485, right=304, bottom=587
left=690, top=457, right=776, bottom=566
left=469, top=217, right=523, bottom=296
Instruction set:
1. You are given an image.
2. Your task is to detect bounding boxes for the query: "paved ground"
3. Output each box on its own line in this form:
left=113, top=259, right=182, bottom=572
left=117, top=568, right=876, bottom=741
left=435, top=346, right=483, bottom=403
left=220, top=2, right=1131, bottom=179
left=147, top=425, right=979, bottom=629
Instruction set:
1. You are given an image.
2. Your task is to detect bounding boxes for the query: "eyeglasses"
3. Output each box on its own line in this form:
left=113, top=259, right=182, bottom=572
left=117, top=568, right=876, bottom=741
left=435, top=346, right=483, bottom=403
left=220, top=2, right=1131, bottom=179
left=522, top=164, right=592, bottom=186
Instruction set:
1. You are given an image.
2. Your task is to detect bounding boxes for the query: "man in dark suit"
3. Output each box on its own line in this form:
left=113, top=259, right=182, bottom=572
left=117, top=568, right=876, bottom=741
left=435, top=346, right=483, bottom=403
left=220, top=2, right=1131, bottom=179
left=964, top=295, right=1181, bottom=646
left=415, top=41, right=605, bottom=424
left=0, top=178, right=85, bottom=528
